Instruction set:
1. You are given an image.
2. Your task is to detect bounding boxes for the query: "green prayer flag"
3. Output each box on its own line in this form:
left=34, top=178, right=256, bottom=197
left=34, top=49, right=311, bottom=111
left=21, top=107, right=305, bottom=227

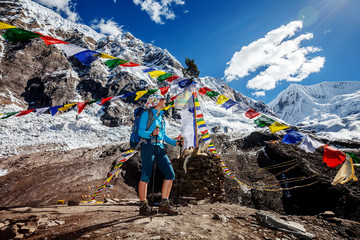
left=165, top=101, right=174, bottom=106
left=146, top=89, right=159, bottom=95
left=157, top=73, right=173, bottom=82
left=86, top=99, right=100, bottom=105
left=254, top=115, right=275, bottom=127
left=2, top=28, right=42, bottom=42
left=196, top=118, right=205, bottom=123
left=347, top=153, right=360, bottom=164
left=1, top=111, right=20, bottom=119
left=105, top=59, right=128, bottom=69
left=206, top=91, right=220, bottom=97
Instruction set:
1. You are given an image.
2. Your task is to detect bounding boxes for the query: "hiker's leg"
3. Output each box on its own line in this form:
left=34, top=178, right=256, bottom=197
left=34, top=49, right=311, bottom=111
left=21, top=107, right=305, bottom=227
left=162, top=180, right=173, bottom=199
left=156, top=147, right=175, bottom=198
left=138, top=181, right=148, bottom=201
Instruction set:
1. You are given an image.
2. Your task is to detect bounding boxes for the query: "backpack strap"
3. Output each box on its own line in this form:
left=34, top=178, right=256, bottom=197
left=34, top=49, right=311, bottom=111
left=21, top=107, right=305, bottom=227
left=145, top=109, right=154, bottom=131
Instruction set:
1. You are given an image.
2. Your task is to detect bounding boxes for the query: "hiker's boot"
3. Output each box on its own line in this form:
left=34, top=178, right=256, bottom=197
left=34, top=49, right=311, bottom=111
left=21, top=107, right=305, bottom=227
left=139, top=202, right=157, bottom=216
left=158, top=201, right=179, bottom=216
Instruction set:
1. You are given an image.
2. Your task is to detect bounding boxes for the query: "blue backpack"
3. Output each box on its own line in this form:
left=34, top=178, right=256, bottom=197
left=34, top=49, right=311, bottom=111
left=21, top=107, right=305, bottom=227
left=130, top=107, right=154, bottom=150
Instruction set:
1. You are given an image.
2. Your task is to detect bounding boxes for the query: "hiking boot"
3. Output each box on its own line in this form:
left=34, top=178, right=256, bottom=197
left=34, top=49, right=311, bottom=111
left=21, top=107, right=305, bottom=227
left=139, top=204, right=157, bottom=216
left=158, top=202, right=179, bottom=216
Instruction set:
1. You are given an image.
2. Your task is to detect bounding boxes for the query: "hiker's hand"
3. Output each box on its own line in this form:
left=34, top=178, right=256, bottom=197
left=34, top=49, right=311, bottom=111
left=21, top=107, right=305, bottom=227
left=176, top=139, right=184, bottom=146
left=151, top=128, right=160, bottom=136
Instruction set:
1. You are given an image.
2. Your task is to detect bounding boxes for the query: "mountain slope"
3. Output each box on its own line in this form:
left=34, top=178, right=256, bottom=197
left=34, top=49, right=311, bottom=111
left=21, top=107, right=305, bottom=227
left=269, top=81, right=360, bottom=141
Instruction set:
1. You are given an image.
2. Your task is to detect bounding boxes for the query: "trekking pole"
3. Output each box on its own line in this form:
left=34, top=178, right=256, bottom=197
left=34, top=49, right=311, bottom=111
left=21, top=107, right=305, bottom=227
left=176, top=137, right=183, bottom=209
left=150, top=126, right=159, bottom=221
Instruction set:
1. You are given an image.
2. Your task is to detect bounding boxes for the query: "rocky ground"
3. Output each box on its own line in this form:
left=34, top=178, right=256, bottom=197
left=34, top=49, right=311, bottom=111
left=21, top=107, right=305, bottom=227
left=1, top=200, right=360, bottom=240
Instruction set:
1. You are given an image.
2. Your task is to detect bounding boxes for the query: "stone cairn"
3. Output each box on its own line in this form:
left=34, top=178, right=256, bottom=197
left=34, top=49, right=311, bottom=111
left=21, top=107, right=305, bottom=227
left=170, top=153, right=226, bottom=204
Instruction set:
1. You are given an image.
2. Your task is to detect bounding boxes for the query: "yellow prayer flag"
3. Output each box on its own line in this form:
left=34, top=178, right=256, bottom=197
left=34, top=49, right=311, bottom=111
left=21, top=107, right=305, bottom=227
left=269, top=121, right=289, bottom=134
left=135, top=90, right=148, bottom=101
left=197, top=120, right=206, bottom=126
left=0, top=22, right=16, bottom=30
left=216, top=95, right=229, bottom=105
left=97, top=53, right=117, bottom=59
left=331, top=158, right=358, bottom=185
left=58, top=103, right=76, bottom=112
left=148, top=70, right=166, bottom=78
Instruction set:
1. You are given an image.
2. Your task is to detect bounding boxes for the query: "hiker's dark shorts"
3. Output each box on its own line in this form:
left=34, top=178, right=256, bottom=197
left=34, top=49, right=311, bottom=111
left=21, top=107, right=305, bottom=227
left=140, top=143, right=175, bottom=182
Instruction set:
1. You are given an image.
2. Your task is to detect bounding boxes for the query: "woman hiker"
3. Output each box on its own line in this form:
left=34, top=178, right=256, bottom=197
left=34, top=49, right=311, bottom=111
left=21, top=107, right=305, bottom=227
left=138, top=94, right=183, bottom=216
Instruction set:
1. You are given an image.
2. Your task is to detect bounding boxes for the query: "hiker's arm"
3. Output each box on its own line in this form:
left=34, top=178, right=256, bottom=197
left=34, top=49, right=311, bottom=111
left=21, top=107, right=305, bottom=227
left=138, top=111, right=154, bottom=139
left=163, top=122, right=177, bottom=146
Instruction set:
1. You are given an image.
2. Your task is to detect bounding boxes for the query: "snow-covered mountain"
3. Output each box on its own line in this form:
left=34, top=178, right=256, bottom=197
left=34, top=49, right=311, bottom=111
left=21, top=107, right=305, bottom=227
left=269, top=81, right=360, bottom=141
left=0, top=0, right=275, bottom=158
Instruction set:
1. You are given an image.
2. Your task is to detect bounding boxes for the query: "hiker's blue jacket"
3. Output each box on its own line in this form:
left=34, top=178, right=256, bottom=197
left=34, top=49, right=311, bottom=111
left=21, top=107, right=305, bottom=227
left=138, top=108, right=177, bottom=148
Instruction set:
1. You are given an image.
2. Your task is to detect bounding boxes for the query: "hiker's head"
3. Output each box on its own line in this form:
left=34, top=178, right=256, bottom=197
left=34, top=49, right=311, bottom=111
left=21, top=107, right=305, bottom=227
left=145, top=94, right=165, bottom=108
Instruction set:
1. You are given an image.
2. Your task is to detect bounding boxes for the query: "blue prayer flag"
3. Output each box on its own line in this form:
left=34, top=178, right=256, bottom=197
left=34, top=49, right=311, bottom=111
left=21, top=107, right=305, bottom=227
left=142, top=68, right=156, bottom=73
left=49, top=105, right=62, bottom=116
left=282, top=129, right=305, bottom=144
left=74, top=50, right=99, bottom=66
left=221, top=99, right=237, bottom=110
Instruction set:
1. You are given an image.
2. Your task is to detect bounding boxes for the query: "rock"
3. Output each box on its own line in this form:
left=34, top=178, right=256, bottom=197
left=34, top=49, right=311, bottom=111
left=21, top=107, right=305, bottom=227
left=18, top=226, right=31, bottom=234
left=256, top=210, right=314, bottom=239
left=212, top=213, right=228, bottom=223
left=0, top=226, right=17, bottom=239
left=68, top=200, right=79, bottom=206
left=318, top=211, right=336, bottom=219
left=14, top=233, right=24, bottom=240
left=55, top=220, right=65, bottom=225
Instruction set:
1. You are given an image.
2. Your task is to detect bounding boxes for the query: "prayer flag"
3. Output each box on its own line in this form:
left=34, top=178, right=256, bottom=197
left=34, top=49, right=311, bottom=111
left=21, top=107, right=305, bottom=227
left=105, top=59, right=128, bottom=69
left=165, top=76, right=179, bottom=82
left=254, top=115, right=275, bottom=127
left=347, top=153, right=360, bottom=164
left=282, top=129, right=305, bottom=144
left=100, top=97, right=114, bottom=105
left=135, top=90, right=148, bottom=101
left=36, top=107, right=49, bottom=116
left=58, top=103, right=76, bottom=112
left=2, top=28, right=42, bottom=42
left=331, top=157, right=358, bottom=185
left=216, top=95, right=229, bottom=105
left=157, top=73, right=173, bottom=82
left=206, top=91, right=220, bottom=97
left=74, top=50, right=100, bottom=66
left=16, top=109, right=35, bottom=117
left=40, top=36, right=69, bottom=45
left=180, top=93, right=197, bottom=149
left=1, top=111, right=19, bottom=119
left=177, top=79, right=193, bottom=89
left=77, top=102, right=89, bottom=114
left=97, top=53, right=117, bottom=59
left=129, top=66, right=148, bottom=72
left=0, top=22, right=16, bottom=30
left=269, top=121, right=289, bottom=134
left=120, top=62, right=141, bottom=67
left=232, top=102, right=248, bottom=114
left=245, top=108, right=260, bottom=119
left=146, top=89, right=159, bottom=95
left=175, top=85, right=193, bottom=109
left=121, top=92, right=136, bottom=98
left=323, top=146, right=346, bottom=168
left=49, top=106, right=62, bottom=116
left=298, top=136, right=323, bottom=153
left=198, top=87, right=212, bottom=95
left=159, top=86, right=170, bottom=95
left=221, top=99, right=237, bottom=110
left=143, top=68, right=157, bottom=73
left=58, top=44, right=88, bottom=57
left=148, top=70, right=166, bottom=78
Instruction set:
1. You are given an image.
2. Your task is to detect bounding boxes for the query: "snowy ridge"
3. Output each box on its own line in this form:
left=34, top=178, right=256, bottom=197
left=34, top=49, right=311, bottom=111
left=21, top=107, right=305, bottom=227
left=269, top=81, right=360, bottom=141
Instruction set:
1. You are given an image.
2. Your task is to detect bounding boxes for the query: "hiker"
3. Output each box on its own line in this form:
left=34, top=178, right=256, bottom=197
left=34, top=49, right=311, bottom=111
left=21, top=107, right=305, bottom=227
left=138, top=94, right=183, bottom=216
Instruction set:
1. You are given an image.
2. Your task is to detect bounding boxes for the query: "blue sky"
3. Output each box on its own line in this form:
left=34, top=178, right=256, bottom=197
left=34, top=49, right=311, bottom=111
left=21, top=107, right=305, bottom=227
left=34, top=0, right=360, bottom=103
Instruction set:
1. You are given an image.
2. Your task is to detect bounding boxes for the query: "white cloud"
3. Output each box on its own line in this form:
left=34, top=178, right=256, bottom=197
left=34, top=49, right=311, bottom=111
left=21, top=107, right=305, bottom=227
left=34, top=0, right=79, bottom=22
left=91, top=19, right=123, bottom=36
left=133, top=0, right=185, bottom=24
left=224, top=21, right=325, bottom=95
left=252, top=91, right=265, bottom=97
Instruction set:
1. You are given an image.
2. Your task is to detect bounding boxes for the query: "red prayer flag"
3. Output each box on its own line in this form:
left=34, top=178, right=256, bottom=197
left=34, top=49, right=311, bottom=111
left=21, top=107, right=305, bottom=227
left=245, top=108, right=260, bottom=119
left=120, top=62, right=141, bottom=67
left=159, top=86, right=170, bottom=95
left=40, top=36, right=69, bottom=45
left=323, top=146, right=346, bottom=168
left=170, top=96, right=177, bottom=101
left=165, top=76, right=179, bottom=82
left=196, top=114, right=203, bottom=119
left=78, top=101, right=89, bottom=114
left=16, top=109, right=35, bottom=117
left=198, top=87, right=213, bottom=95
left=100, top=97, right=113, bottom=105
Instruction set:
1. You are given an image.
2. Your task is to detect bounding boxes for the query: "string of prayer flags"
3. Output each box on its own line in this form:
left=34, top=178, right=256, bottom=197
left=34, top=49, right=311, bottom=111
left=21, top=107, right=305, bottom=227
left=298, top=135, right=323, bottom=153
left=245, top=108, right=260, bottom=119
left=254, top=115, right=275, bottom=127
left=269, top=121, right=289, bottom=134
left=1, top=111, right=20, bottom=119
left=282, top=129, right=305, bottom=144
left=331, top=157, right=358, bottom=185
left=0, top=22, right=16, bottom=30
left=323, top=145, right=346, bottom=168
left=2, top=28, right=42, bottom=42
left=347, top=153, right=360, bottom=164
